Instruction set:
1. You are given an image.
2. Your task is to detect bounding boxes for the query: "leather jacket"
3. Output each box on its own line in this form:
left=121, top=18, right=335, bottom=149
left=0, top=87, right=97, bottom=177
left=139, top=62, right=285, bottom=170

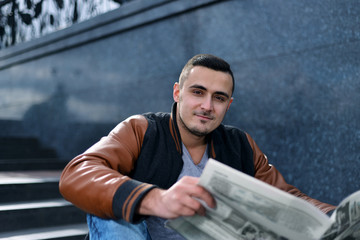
left=59, top=103, right=336, bottom=223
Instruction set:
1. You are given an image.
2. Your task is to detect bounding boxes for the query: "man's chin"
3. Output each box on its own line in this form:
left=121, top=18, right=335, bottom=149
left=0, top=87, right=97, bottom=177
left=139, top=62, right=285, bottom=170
left=188, top=127, right=210, bottom=137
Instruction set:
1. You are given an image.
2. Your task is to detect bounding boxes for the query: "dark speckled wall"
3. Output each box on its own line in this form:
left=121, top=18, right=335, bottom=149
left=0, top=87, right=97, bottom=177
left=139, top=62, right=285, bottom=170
left=0, top=0, right=359, bottom=205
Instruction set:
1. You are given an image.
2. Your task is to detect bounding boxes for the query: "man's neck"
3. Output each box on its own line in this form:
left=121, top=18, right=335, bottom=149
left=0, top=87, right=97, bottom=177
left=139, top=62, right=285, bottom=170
left=180, top=130, right=207, bottom=148
left=176, top=113, right=207, bottom=148
left=177, top=124, right=208, bottom=165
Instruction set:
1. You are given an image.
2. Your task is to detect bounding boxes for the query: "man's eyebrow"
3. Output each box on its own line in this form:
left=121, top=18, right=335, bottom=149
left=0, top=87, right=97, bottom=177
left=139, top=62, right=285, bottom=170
left=189, top=84, right=230, bottom=99
left=189, top=84, right=207, bottom=91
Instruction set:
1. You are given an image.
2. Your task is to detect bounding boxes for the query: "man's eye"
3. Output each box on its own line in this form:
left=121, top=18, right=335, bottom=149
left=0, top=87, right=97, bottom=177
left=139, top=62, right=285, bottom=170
left=193, top=90, right=203, bottom=95
left=215, top=96, right=226, bottom=102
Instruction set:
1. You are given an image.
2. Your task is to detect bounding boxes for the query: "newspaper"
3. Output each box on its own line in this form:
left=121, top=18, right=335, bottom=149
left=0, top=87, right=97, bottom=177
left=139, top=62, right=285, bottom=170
left=166, top=159, right=360, bottom=240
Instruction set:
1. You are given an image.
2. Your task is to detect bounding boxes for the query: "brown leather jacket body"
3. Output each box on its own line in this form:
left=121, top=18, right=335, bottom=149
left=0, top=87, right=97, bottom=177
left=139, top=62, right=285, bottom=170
left=59, top=104, right=335, bottom=223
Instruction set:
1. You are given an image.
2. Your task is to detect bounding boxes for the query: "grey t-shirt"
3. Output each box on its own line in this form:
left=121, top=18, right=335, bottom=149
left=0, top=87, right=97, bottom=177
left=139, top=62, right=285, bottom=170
left=146, top=144, right=209, bottom=239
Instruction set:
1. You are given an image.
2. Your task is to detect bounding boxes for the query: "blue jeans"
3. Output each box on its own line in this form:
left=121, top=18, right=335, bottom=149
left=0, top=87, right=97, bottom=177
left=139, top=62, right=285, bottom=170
left=87, top=214, right=151, bottom=240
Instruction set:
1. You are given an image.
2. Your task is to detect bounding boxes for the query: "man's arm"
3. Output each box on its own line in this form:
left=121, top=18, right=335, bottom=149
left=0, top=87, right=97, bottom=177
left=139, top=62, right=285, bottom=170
left=245, top=133, right=336, bottom=214
left=137, top=176, right=215, bottom=219
left=59, top=115, right=155, bottom=222
left=59, top=115, right=215, bottom=222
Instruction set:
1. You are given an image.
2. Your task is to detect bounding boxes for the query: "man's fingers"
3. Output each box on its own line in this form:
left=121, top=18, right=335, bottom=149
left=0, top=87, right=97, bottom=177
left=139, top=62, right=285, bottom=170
left=180, top=176, right=200, bottom=184
left=189, top=185, right=216, bottom=209
left=174, top=195, right=207, bottom=217
left=179, top=176, right=216, bottom=207
left=139, top=176, right=216, bottom=219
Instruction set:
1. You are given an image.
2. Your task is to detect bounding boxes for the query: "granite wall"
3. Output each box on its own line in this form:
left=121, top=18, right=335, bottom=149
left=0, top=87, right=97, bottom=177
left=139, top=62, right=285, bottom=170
left=0, top=0, right=359, bottom=205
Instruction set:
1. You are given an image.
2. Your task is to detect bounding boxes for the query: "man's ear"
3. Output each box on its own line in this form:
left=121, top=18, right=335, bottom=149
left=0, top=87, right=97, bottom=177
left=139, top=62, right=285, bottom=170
left=173, top=82, right=180, bottom=102
left=226, top=97, right=233, bottom=111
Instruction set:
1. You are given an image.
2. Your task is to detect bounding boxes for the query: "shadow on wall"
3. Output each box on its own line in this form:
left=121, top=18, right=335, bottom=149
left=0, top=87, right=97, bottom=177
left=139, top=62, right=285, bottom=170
left=23, top=83, right=69, bottom=138
left=22, top=84, right=69, bottom=159
left=21, top=83, right=114, bottom=160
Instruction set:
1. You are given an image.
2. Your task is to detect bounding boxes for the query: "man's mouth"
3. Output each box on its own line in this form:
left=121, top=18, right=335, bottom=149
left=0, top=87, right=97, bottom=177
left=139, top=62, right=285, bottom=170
left=195, top=112, right=214, bottom=121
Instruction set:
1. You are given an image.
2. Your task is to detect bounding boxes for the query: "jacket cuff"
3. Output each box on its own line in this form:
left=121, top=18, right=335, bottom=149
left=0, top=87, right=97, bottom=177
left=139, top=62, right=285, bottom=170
left=112, top=179, right=156, bottom=223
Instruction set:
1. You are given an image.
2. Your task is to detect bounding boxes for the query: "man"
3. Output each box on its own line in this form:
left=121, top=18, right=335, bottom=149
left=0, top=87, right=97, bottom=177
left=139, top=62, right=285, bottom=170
left=59, top=54, right=335, bottom=239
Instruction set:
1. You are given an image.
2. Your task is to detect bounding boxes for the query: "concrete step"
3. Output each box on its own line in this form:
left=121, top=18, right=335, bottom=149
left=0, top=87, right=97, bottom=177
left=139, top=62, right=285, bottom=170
left=0, top=137, right=57, bottom=159
left=0, top=223, right=88, bottom=240
left=0, top=159, right=67, bottom=171
left=0, top=170, right=62, bottom=203
left=0, top=199, right=86, bottom=232
left=0, top=136, right=87, bottom=239
left=0, top=137, right=40, bottom=148
left=0, top=149, right=57, bottom=159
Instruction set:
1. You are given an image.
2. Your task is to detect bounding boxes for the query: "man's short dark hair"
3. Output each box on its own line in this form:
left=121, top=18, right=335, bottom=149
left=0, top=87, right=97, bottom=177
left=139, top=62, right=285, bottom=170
left=179, top=54, right=235, bottom=94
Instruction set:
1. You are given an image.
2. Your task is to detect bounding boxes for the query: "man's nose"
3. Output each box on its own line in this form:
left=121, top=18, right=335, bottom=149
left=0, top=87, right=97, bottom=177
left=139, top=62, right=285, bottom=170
left=201, top=96, right=213, bottom=111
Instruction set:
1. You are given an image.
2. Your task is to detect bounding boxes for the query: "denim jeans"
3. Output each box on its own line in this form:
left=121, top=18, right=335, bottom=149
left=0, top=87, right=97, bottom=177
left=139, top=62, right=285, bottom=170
left=87, top=214, right=151, bottom=240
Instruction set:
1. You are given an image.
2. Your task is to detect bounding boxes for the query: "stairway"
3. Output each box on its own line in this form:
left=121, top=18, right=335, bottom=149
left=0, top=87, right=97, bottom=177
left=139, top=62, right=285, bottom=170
left=0, top=137, right=88, bottom=240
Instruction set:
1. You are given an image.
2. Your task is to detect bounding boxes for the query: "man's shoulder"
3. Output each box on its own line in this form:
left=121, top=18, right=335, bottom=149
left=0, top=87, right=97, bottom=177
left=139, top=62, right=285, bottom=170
left=142, top=111, right=170, bottom=120
left=111, top=111, right=171, bottom=139
left=137, top=111, right=171, bottom=133
left=217, top=123, right=247, bottom=136
left=213, top=124, right=250, bottom=145
left=120, top=111, right=170, bottom=124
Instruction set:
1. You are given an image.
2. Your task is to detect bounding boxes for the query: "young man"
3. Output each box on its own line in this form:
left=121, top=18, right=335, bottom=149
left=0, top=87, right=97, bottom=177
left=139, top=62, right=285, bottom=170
left=59, top=54, right=335, bottom=239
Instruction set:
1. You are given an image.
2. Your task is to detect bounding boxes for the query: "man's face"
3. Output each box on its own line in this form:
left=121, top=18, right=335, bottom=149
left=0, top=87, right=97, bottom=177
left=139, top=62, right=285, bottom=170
left=173, top=66, right=233, bottom=137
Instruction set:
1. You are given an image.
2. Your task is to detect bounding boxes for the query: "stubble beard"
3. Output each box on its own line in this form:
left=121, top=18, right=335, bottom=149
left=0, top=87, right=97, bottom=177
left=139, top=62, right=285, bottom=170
left=177, top=95, right=214, bottom=137
left=178, top=112, right=210, bottom=137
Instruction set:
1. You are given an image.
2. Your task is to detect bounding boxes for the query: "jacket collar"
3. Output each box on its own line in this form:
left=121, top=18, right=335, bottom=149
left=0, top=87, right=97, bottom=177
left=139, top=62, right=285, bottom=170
left=169, top=102, right=216, bottom=158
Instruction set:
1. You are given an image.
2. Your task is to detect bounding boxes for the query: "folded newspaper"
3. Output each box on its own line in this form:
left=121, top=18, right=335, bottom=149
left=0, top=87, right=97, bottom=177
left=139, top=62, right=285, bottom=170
left=166, top=159, right=360, bottom=240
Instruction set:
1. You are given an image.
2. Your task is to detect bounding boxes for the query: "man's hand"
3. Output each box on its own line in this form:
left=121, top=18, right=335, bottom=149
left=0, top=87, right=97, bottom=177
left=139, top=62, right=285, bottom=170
left=137, top=176, right=216, bottom=219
